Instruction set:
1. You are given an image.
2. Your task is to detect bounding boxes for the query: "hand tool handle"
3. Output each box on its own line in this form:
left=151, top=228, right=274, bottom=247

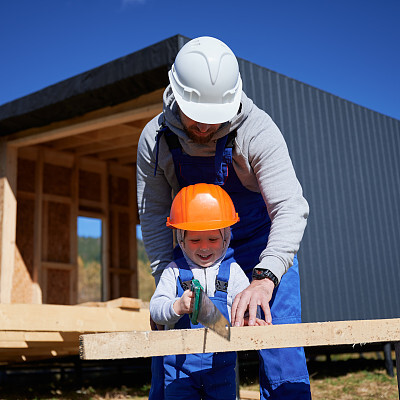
left=189, top=279, right=203, bottom=325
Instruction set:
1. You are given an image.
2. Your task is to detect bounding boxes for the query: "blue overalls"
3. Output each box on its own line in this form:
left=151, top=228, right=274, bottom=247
left=163, top=257, right=237, bottom=400
left=150, top=126, right=311, bottom=399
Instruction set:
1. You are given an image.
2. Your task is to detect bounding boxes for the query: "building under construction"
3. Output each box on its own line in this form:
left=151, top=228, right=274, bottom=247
left=0, top=35, right=399, bottom=366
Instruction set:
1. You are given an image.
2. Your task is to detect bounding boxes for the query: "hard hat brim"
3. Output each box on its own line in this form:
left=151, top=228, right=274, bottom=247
left=170, top=79, right=243, bottom=125
left=166, top=218, right=239, bottom=231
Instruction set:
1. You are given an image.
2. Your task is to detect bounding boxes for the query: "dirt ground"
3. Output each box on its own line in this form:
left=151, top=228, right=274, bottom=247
left=0, top=351, right=398, bottom=399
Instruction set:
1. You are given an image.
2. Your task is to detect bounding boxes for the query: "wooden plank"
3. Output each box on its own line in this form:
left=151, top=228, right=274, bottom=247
left=0, top=303, right=150, bottom=332
left=32, top=148, right=43, bottom=303
left=51, top=124, right=140, bottom=151
left=101, top=162, right=109, bottom=300
left=395, top=342, right=400, bottom=395
left=78, top=297, right=142, bottom=310
left=42, top=193, right=72, bottom=204
left=0, top=341, right=28, bottom=349
left=129, top=164, right=138, bottom=298
left=108, top=162, right=133, bottom=178
left=118, top=154, right=137, bottom=166
left=18, top=146, right=39, bottom=160
left=8, top=102, right=162, bottom=147
left=0, top=331, right=78, bottom=342
left=97, top=146, right=137, bottom=161
left=0, top=347, right=78, bottom=358
left=79, top=156, right=107, bottom=174
left=70, top=154, right=78, bottom=304
left=75, top=134, right=139, bottom=156
left=109, top=267, right=136, bottom=275
left=0, top=140, right=18, bottom=303
left=42, top=261, right=74, bottom=271
left=79, top=318, right=400, bottom=360
left=43, top=148, right=74, bottom=167
left=239, top=390, right=259, bottom=400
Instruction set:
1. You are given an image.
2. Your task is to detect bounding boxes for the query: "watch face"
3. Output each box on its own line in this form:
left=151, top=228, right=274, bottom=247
left=252, top=269, right=268, bottom=279
left=253, top=269, right=265, bottom=279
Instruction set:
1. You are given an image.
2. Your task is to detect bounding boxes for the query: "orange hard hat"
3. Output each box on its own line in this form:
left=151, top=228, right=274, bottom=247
left=166, top=183, right=239, bottom=231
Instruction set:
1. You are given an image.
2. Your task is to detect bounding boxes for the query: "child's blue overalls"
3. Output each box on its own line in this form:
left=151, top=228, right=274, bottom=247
left=163, top=257, right=236, bottom=400
left=150, top=126, right=311, bottom=399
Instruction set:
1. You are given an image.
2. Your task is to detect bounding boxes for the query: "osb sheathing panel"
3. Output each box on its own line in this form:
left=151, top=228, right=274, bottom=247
left=12, top=247, right=34, bottom=303
left=43, top=163, right=72, bottom=197
left=16, top=198, right=34, bottom=275
left=17, top=158, right=36, bottom=193
left=109, top=272, right=117, bottom=300
left=118, top=212, right=130, bottom=269
left=119, top=273, right=131, bottom=298
left=46, top=269, right=70, bottom=304
left=45, top=202, right=70, bottom=263
left=79, top=170, right=101, bottom=202
left=109, top=176, right=129, bottom=206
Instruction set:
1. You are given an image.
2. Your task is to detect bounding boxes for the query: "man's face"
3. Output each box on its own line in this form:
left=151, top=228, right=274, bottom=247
left=179, top=109, right=222, bottom=144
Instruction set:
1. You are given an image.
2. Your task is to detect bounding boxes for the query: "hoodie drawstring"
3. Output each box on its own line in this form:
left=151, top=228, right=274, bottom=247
left=154, top=124, right=169, bottom=177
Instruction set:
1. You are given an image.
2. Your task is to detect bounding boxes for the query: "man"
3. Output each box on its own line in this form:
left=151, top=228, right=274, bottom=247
left=137, top=36, right=311, bottom=399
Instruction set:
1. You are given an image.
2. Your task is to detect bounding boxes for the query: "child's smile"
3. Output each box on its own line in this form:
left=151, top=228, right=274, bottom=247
left=183, top=230, right=224, bottom=267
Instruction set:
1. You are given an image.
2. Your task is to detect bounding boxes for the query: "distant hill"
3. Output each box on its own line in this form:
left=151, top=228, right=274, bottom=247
left=137, top=238, right=149, bottom=265
left=137, top=239, right=154, bottom=301
left=78, top=236, right=101, bottom=264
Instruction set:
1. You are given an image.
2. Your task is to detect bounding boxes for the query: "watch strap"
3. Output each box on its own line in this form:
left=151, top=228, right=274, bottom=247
left=252, top=268, right=279, bottom=287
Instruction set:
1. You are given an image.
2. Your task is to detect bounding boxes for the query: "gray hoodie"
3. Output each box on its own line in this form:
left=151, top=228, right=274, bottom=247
left=137, top=86, right=309, bottom=284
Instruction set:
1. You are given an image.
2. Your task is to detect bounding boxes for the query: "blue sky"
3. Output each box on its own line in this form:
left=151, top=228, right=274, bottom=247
left=1, top=1, right=399, bottom=238
left=1, top=0, right=399, bottom=120
left=78, top=216, right=143, bottom=239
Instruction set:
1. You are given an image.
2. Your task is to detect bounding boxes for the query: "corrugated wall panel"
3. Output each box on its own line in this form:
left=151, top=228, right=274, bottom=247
left=239, top=58, right=400, bottom=322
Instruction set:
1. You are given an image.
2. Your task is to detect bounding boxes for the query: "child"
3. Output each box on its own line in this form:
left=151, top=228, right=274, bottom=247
left=150, top=183, right=265, bottom=400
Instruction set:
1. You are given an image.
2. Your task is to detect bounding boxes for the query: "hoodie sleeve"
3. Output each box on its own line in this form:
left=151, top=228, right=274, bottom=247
left=149, top=263, right=182, bottom=326
left=244, top=108, right=309, bottom=281
left=136, top=117, right=177, bottom=285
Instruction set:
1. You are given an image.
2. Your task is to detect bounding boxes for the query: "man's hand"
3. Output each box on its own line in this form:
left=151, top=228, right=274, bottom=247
left=231, top=278, right=275, bottom=326
left=244, top=317, right=272, bottom=326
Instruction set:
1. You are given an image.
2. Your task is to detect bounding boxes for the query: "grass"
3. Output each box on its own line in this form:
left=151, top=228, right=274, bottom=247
left=0, top=351, right=397, bottom=399
left=307, top=352, right=399, bottom=400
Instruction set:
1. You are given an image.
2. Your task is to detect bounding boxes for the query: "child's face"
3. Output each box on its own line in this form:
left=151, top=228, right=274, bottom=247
left=183, top=230, right=224, bottom=268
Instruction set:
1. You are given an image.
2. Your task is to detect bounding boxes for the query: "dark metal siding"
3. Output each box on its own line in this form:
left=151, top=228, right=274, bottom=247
left=238, top=58, right=400, bottom=322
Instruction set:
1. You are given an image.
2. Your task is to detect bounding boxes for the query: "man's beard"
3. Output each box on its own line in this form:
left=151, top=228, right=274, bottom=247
left=185, top=129, right=215, bottom=144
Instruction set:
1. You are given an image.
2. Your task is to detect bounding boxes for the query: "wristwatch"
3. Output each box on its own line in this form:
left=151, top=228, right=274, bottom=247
left=252, top=268, right=279, bottom=287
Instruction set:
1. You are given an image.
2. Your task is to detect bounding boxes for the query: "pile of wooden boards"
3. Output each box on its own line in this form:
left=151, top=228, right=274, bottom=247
left=0, top=297, right=150, bottom=364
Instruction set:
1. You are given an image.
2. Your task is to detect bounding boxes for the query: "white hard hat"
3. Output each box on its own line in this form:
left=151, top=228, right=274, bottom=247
left=168, top=36, right=242, bottom=124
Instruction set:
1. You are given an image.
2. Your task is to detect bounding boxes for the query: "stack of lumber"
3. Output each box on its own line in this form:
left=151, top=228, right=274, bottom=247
left=0, top=298, right=150, bottom=364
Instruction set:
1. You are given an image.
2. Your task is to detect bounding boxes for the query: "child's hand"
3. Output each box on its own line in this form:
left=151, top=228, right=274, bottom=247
left=173, top=290, right=195, bottom=315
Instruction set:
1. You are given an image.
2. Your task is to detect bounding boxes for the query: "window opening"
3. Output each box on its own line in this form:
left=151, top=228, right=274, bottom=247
left=77, top=216, right=103, bottom=303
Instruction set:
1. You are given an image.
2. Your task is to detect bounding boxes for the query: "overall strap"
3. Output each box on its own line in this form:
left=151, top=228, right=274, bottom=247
left=222, top=130, right=236, bottom=164
left=163, top=127, right=183, bottom=180
left=214, top=259, right=231, bottom=301
left=174, top=257, right=194, bottom=296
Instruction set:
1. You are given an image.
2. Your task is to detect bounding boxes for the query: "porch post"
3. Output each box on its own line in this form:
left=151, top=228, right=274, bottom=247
left=0, top=139, right=17, bottom=303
